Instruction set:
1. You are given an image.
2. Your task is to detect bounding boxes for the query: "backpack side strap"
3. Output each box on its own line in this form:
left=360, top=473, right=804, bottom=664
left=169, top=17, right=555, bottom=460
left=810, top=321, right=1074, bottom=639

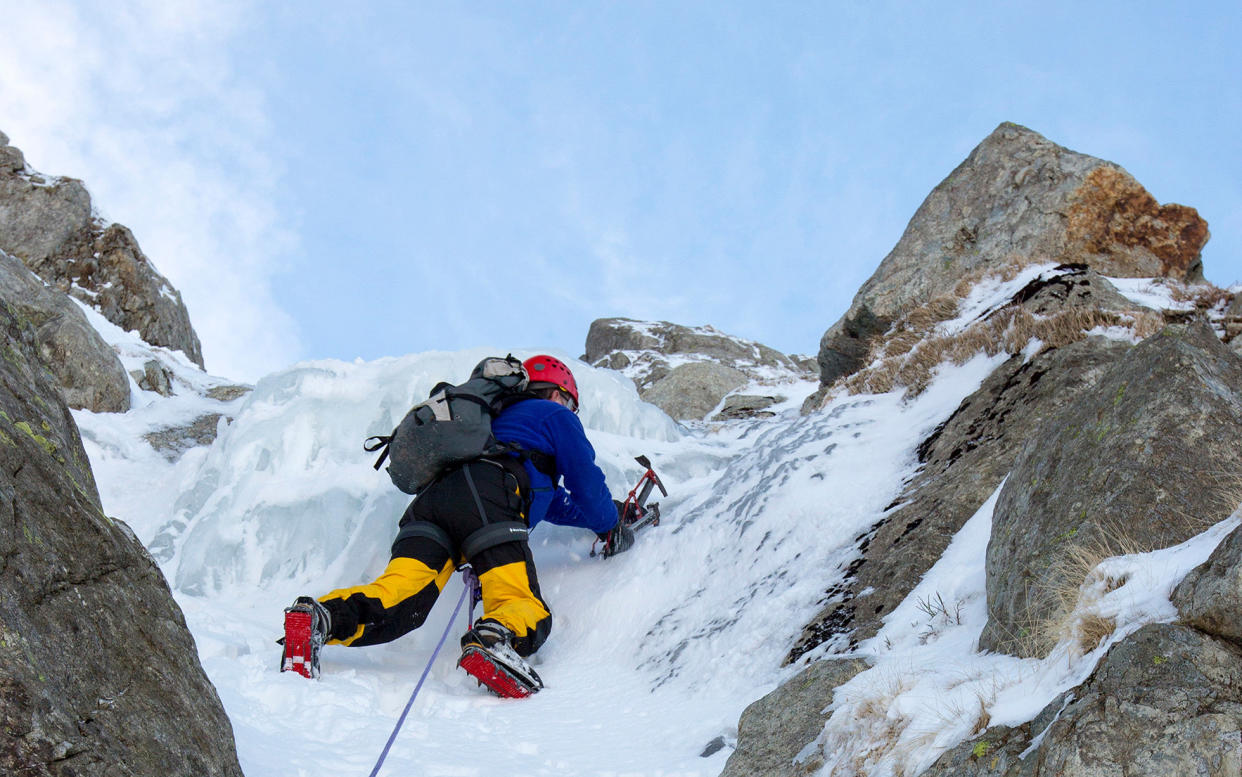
left=365, top=435, right=393, bottom=470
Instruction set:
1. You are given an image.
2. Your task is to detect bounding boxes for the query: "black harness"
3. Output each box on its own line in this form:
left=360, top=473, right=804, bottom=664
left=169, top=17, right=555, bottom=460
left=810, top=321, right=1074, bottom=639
left=391, top=456, right=544, bottom=561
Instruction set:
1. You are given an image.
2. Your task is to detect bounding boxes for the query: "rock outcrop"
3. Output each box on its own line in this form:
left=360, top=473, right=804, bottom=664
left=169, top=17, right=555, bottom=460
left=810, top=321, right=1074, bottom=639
left=713, top=393, right=783, bottom=421
left=785, top=264, right=1155, bottom=661
left=1173, top=523, right=1242, bottom=647
left=584, top=317, right=814, bottom=420
left=811, top=122, right=1209, bottom=394
left=921, top=624, right=1242, bottom=777
left=719, top=658, right=869, bottom=777
left=144, top=413, right=228, bottom=461
left=1224, top=293, right=1242, bottom=358
left=786, top=334, right=1133, bottom=662
left=0, top=269, right=241, bottom=773
left=0, top=129, right=204, bottom=369
left=137, top=380, right=249, bottom=461
left=980, top=322, right=1242, bottom=656
left=729, top=125, right=1237, bottom=777
left=0, top=249, right=130, bottom=413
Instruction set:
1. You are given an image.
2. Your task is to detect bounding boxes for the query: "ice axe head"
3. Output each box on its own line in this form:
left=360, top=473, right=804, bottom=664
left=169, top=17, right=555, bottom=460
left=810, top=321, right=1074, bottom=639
left=633, top=455, right=668, bottom=497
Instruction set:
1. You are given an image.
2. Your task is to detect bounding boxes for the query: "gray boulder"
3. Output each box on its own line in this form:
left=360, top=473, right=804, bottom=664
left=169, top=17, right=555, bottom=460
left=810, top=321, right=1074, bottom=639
left=0, top=249, right=130, bottom=413
left=144, top=413, right=226, bottom=461
left=205, top=383, right=252, bottom=402
left=584, top=317, right=814, bottom=420
left=713, top=394, right=781, bottom=421
left=131, top=358, right=174, bottom=397
left=922, top=624, right=1242, bottom=777
left=641, top=361, right=749, bottom=421
left=0, top=297, right=243, bottom=775
left=586, top=317, right=806, bottom=375
left=1173, top=523, right=1242, bottom=646
left=719, top=658, right=869, bottom=777
left=814, top=122, right=1209, bottom=389
left=787, top=335, right=1132, bottom=662
left=0, top=130, right=205, bottom=368
left=981, top=322, right=1242, bottom=656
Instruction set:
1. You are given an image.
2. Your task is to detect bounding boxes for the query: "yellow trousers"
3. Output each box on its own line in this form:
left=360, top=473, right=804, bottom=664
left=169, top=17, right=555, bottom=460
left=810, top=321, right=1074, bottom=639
left=319, top=461, right=552, bottom=656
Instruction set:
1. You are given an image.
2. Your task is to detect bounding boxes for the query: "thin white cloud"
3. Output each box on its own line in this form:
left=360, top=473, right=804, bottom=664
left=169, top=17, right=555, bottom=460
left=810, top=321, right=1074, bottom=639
left=0, top=0, right=300, bottom=381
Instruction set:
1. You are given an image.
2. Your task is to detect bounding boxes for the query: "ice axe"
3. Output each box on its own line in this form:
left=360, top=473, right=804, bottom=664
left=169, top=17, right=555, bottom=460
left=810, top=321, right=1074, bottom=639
left=593, top=455, right=667, bottom=557
left=623, top=455, right=667, bottom=532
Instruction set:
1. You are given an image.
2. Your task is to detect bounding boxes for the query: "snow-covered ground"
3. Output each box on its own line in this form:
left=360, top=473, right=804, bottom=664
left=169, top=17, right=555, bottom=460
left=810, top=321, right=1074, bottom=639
left=71, top=271, right=1236, bottom=776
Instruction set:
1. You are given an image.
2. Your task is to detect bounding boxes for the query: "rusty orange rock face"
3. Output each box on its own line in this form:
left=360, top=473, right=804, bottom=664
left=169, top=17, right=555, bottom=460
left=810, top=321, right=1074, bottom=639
left=1066, top=166, right=1209, bottom=280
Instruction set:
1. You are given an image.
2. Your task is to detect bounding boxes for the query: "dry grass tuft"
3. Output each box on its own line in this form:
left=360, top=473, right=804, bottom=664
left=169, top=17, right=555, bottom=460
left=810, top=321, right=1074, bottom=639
left=829, top=673, right=917, bottom=777
left=1026, top=465, right=1242, bottom=658
left=999, top=308, right=1038, bottom=354
left=1131, top=310, right=1166, bottom=339
left=1076, top=613, right=1117, bottom=654
left=1035, top=309, right=1125, bottom=348
left=902, top=295, right=960, bottom=332
left=971, top=692, right=992, bottom=735
left=1201, top=469, right=1242, bottom=520
left=850, top=304, right=1174, bottom=401
left=1033, top=522, right=1146, bottom=656
left=880, top=329, right=925, bottom=360
left=1168, top=281, right=1232, bottom=311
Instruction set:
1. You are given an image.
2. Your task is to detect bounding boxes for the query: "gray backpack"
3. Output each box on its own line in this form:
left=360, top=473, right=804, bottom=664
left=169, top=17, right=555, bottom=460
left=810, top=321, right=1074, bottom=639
left=365, top=355, right=531, bottom=494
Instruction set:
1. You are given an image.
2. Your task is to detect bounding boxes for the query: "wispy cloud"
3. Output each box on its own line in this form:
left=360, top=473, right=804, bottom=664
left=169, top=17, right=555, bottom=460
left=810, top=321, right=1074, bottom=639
left=0, top=0, right=300, bottom=380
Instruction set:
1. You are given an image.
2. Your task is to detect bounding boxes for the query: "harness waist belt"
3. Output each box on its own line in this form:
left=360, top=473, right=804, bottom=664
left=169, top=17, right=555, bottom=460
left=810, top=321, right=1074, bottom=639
left=461, top=521, right=529, bottom=560
left=391, top=521, right=453, bottom=556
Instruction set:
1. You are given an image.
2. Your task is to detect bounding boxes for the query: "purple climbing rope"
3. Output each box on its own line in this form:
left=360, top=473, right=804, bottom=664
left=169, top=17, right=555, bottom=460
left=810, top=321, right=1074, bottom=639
left=366, top=576, right=470, bottom=777
left=461, top=563, right=482, bottom=627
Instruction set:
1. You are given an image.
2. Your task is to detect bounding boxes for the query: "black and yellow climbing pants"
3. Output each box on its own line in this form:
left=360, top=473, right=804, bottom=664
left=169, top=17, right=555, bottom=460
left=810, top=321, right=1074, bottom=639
left=317, top=459, right=552, bottom=657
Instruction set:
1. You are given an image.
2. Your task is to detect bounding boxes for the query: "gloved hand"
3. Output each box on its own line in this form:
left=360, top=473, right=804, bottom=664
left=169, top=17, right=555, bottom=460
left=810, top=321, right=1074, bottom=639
left=596, top=522, right=635, bottom=558
left=613, top=498, right=638, bottom=524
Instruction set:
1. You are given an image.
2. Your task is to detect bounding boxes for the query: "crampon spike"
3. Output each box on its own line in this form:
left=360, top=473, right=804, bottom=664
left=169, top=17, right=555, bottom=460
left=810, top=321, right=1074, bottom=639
left=458, top=646, right=542, bottom=698
left=281, top=607, right=319, bottom=679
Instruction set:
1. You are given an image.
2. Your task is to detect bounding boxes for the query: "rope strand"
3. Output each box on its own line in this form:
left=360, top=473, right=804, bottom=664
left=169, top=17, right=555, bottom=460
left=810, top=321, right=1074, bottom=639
left=366, top=579, right=470, bottom=777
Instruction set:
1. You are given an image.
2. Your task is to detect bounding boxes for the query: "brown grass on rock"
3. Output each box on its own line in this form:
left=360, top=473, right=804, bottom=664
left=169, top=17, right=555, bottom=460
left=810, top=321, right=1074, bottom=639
left=831, top=259, right=1190, bottom=402
left=902, top=295, right=960, bottom=333
left=1168, top=282, right=1233, bottom=312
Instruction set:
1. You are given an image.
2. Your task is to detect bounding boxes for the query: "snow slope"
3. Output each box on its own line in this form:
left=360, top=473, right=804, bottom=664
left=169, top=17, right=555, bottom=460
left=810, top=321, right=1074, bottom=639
left=72, top=272, right=1236, bottom=776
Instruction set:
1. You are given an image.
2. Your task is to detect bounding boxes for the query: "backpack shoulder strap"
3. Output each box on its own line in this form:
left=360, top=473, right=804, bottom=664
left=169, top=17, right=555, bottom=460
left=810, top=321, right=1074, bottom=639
left=496, top=390, right=543, bottom=411
left=524, top=449, right=557, bottom=479
left=487, top=439, right=557, bottom=479
left=491, top=394, right=561, bottom=476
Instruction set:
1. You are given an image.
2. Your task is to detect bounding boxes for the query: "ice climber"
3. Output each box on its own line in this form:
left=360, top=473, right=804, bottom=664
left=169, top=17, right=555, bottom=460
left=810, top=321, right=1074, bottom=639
left=281, top=354, right=633, bottom=695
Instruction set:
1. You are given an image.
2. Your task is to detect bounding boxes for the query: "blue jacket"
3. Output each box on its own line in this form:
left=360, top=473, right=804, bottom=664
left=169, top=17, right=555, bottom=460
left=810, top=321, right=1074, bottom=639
left=491, top=398, right=617, bottom=534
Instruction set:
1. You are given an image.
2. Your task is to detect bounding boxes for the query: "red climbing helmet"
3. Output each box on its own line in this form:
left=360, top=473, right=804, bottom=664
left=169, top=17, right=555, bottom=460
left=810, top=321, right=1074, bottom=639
left=523, top=355, right=579, bottom=412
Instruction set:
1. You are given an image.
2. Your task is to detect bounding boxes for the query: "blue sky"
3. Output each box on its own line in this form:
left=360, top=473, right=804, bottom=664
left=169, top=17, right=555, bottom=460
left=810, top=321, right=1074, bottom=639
left=1, top=1, right=1239, bottom=380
